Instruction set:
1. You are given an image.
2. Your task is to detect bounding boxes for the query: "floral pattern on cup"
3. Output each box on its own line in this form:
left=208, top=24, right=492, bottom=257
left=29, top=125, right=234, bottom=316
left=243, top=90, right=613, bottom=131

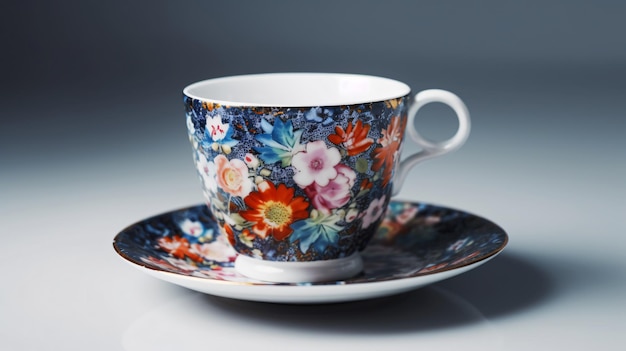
left=184, top=97, right=409, bottom=261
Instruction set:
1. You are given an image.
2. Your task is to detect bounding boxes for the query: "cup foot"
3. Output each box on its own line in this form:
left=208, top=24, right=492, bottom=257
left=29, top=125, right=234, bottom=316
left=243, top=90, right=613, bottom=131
left=234, top=253, right=363, bottom=283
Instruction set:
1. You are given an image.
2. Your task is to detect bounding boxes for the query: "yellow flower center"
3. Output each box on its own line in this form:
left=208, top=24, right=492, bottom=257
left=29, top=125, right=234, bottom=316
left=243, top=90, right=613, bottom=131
left=263, top=201, right=292, bottom=227
left=224, top=168, right=241, bottom=188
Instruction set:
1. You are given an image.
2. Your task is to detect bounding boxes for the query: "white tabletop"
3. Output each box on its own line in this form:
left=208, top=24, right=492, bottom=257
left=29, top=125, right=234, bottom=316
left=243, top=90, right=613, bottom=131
left=2, top=77, right=624, bottom=350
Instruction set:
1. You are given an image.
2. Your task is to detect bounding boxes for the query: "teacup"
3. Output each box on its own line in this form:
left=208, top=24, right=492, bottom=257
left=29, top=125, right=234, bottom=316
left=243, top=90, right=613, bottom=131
left=183, top=73, right=470, bottom=283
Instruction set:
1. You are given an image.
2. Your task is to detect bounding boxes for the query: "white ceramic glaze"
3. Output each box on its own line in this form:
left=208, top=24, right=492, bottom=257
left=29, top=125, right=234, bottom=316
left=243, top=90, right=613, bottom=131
left=235, top=252, right=363, bottom=283
left=136, top=256, right=496, bottom=304
left=393, top=89, right=471, bottom=195
left=183, top=73, right=411, bottom=107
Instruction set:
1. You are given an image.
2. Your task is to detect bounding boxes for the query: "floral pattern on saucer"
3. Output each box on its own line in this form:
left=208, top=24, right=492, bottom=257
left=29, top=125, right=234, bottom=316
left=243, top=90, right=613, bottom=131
left=114, top=201, right=508, bottom=286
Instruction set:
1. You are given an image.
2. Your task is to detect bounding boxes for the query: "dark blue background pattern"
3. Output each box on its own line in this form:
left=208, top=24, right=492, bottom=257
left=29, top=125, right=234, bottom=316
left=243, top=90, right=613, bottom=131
left=184, top=95, right=410, bottom=261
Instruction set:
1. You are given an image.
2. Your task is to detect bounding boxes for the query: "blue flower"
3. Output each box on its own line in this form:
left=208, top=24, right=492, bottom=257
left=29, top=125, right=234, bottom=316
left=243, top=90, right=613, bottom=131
left=254, top=118, right=304, bottom=166
left=289, top=211, right=343, bottom=254
left=306, top=107, right=335, bottom=125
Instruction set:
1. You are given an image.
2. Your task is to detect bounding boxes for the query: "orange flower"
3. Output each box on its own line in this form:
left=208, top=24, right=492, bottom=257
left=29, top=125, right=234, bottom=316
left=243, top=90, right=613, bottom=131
left=360, top=178, right=373, bottom=190
left=372, top=116, right=406, bottom=187
left=157, top=235, right=202, bottom=262
left=328, top=119, right=374, bottom=156
left=223, top=223, right=236, bottom=246
left=240, top=181, right=309, bottom=240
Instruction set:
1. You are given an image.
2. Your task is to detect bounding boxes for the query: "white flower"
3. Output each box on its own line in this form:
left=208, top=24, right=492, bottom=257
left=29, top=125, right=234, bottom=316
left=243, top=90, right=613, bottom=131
left=186, top=115, right=195, bottom=134
left=244, top=153, right=260, bottom=169
left=196, top=152, right=218, bottom=193
left=205, top=114, right=229, bottom=141
left=179, top=219, right=205, bottom=237
left=191, top=237, right=237, bottom=263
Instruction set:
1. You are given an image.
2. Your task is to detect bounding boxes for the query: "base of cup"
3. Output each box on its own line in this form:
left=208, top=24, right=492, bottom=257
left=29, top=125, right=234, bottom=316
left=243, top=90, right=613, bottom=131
left=234, top=253, right=364, bottom=283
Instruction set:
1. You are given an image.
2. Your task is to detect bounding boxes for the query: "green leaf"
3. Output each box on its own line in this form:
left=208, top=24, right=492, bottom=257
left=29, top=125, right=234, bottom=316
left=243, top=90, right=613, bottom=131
left=356, top=158, right=369, bottom=173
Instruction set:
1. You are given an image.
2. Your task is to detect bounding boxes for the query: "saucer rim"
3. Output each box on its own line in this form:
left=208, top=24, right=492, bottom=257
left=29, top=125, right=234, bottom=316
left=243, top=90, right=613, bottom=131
left=121, top=252, right=500, bottom=304
left=113, top=201, right=508, bottom=287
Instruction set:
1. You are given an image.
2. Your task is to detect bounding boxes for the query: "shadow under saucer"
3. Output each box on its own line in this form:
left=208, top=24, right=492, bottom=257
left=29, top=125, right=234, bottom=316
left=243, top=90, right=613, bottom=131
left=122, top=251, right=556, bottom=350
left=200, top=251, right=553, bottom=332
left=202, top=285, right=489, bottom=334
left=438, top=251, right=554, bottom=320
left=122, top=285, right=500, bottom=351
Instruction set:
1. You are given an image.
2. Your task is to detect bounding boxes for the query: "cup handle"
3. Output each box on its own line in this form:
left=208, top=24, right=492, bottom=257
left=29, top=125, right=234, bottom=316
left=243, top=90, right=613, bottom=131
left=392, top=89, right=471, bottom=196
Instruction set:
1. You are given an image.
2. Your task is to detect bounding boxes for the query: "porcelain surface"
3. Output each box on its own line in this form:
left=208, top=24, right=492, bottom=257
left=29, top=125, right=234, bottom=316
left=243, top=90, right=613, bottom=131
left=182, top=74, right=470, bottom=267
left=113, top=201, right=507, bottom=303
left=184, top=91, right=410, bottom=262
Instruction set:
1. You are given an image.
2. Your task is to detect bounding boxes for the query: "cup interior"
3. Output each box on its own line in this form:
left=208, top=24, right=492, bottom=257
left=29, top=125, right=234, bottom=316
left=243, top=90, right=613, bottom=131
left=183, top=73, right=410, bottom=107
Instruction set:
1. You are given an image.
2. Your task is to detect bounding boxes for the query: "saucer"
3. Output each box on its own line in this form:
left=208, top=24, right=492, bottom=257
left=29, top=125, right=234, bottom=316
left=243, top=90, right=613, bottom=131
left=113, top=201, right=507, bottom=304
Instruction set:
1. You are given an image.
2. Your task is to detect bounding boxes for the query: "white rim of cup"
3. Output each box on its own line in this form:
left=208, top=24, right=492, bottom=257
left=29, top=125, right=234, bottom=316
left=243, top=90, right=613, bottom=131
left=182, top=73, right=411, bottom=107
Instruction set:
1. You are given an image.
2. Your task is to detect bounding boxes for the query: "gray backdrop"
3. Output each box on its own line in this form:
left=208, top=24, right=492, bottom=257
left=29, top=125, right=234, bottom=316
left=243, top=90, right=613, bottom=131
left=2, top=0, right=624, bottom=212
left=1, top=2, right=625, bottom=349
left=2, top=0, right=625, bottom=150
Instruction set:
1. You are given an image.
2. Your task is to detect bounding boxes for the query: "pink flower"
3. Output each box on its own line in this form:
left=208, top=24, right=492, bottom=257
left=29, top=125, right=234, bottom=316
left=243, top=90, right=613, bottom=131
left=361, top=195, right=387, bottom=229
left=304, top=164, right=356, bottom=214
left=214, top=154, right=253, bottom=198
left=292, top=140, right=341, bottom=187
left=190, top=236, right=237, bottom=263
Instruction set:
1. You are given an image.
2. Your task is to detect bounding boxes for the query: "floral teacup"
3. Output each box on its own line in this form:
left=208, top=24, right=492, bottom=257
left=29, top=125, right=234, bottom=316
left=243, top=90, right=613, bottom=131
left=183, top=73, right=470, bottom=283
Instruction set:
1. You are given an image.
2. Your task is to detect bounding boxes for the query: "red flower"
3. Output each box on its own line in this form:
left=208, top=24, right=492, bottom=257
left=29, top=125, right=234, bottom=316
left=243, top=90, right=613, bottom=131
left=328, top=119, right=374, bottom=156
left=240, top=181, right=309, bottom=240
left=372, top=115, right=406, bottom=187
left=157, top=235, right=202, bottom=262
left=360, top=178, right=373, bottom=191
left=223, top=223, right=236, bottom=247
